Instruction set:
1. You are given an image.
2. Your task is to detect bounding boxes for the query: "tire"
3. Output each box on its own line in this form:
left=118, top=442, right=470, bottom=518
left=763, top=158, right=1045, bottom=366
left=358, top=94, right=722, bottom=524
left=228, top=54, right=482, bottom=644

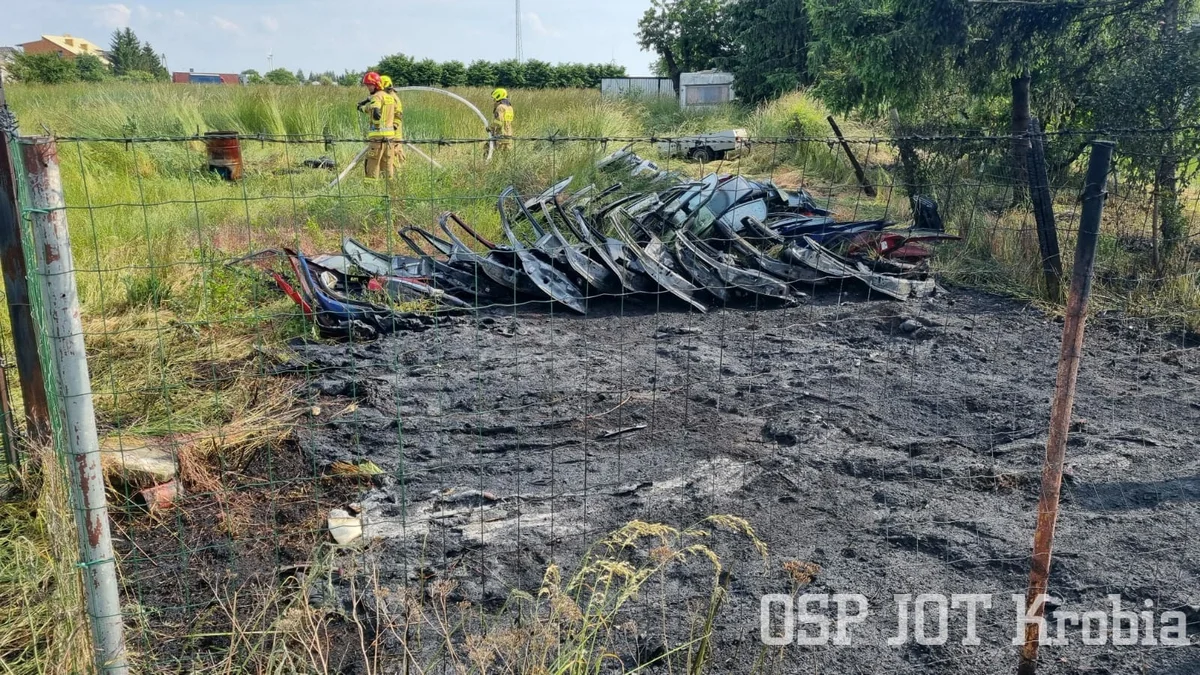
left=689, top=146, right=714, bottom=163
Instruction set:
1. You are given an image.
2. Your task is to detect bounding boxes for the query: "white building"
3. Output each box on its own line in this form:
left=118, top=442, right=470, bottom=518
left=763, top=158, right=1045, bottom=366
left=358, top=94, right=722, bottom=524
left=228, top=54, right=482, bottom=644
left=679, top=70, right=736, bottom=108
left=600, top=77, right=676, bottom=98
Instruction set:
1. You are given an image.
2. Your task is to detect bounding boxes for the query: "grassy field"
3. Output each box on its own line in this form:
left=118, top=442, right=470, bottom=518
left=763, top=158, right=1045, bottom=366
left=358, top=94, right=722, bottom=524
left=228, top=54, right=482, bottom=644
left=1, top=81, right=1196, bottom=673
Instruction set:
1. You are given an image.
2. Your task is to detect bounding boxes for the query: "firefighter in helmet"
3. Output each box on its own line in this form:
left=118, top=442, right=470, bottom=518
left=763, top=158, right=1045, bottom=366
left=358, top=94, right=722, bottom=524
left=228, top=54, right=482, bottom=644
left=491, top=88, right=514, bottom=152
left=380, top=75, right=406, bottom=171
left=356, top=71, right=398, bottom=179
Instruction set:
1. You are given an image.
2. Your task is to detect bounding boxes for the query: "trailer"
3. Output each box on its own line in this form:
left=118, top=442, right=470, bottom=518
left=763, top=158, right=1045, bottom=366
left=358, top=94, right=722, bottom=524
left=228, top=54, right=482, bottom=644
left=655, top=129, right=750, bottom=163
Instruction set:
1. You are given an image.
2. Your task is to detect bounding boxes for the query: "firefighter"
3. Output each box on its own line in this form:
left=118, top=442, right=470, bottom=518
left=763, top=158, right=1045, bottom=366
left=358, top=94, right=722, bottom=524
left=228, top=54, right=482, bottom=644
left=380, top=75, right=406, bottom=171
left=357, top=71, right=397, bottom=180
left=491, top=88, right=514, bottom=152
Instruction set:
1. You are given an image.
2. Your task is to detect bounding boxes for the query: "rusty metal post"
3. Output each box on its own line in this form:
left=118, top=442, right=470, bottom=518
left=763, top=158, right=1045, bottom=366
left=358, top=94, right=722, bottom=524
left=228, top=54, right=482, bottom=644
left=20, top=136, right=128, bottom=674
left=0, top=72, right=51, bottom=449
left=1027, top=118, right=1063, bottom=302
left=827, top=115, right=877, bottom=197
left=1018, top=140, right=1114, bottom=675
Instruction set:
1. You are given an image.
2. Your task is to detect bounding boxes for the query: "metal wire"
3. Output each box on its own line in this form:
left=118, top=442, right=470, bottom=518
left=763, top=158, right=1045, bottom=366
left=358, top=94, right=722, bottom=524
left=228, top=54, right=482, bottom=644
left=4, top=130, right=1198, bottom=674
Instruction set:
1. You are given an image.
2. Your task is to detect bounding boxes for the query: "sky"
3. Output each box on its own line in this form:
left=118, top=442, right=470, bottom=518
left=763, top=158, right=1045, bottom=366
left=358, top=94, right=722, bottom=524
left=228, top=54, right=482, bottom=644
left=1, top=0, right=658, bottom=75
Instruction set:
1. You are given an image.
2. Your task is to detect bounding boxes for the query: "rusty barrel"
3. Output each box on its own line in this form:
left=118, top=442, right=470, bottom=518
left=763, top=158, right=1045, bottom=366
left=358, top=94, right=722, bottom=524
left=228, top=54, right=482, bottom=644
left=203, top=131, right=243, bottom=181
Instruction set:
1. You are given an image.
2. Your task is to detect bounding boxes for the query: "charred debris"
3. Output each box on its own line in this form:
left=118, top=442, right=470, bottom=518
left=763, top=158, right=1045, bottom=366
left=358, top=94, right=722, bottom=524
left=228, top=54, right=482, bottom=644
left=236, top=146, right=959, bottom=339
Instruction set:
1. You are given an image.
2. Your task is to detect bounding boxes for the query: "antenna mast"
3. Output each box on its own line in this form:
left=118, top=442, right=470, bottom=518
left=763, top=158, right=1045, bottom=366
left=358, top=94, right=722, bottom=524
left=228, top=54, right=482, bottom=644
left=515, top=0, right=523, bottom=62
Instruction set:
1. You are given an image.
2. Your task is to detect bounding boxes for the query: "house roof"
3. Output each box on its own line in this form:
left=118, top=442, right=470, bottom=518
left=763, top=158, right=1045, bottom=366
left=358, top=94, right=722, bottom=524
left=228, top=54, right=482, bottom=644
left=24, top=35, right=110, bottom=63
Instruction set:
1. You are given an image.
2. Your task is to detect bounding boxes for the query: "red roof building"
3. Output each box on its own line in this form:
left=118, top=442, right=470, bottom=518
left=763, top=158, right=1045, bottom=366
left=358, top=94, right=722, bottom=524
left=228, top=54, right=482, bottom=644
left=173, top=71, right=242, bottom=85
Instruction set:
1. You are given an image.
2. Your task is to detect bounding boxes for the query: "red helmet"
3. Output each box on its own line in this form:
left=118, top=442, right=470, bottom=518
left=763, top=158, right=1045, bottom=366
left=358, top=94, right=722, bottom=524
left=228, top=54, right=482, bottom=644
left=362, top=71, right=382, bottom=88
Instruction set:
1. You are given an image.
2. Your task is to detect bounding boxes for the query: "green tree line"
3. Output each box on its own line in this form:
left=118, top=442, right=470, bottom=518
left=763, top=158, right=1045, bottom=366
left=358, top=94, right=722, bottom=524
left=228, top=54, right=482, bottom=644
left=370, top=55, right=626, bottom=89
left=639, top=0, right=1200, bottom=271
left=7, top=28, right=168, bottom=84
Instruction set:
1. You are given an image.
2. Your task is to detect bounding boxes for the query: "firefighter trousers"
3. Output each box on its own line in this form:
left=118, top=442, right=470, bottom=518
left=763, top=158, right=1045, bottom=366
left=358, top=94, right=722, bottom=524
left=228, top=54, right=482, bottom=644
left=364, top=138, right=395, bottom=179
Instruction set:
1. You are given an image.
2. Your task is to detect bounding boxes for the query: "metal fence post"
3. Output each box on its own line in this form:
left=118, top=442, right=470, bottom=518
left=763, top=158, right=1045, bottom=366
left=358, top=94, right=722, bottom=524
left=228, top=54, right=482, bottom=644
left=1027, top=118, right=1063, bottom=303
left=1017, top=139, right=1115, bottom=675
left=0, top=72, right=52, bottom=449
left=18, top=136, right=129, bottom=674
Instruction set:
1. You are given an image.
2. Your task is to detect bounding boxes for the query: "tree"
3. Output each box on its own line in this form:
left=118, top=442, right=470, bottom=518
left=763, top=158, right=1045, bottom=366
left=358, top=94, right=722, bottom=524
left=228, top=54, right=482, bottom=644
left=376, top=53, right=415, bottom=86
left=108, top=28, right=142, bottom=76
left=726, top=0, right=810, bottom=103
left=441, top=60, right=468, bottom=87
left=337, top=70, right=364, bottom=87
left=807, top=0, right=1098, bottom=196
left=139, top=43, right=168, bottom=80
left=600, top=64, right=628, bottom=79
left=466, top=60, right=497, bottom=87
left=75, top=53, right=108, bottom=82
left=241, top=69, right=263, bottom=84
left=523, top=59, right=553, bottom=88
left=494, top=59, right=526, bottom=87
left=264, top=68, right=299, bottom=85
left=637, top=0, right=731, bottom=92
left=108, top=28, right=166, bottom=79
left=410, top=59, right=443, bottom=86
left=1089, top=0, right=1200, bottom=270
left=806, top=0, right=968, bottom=115
left=294, top=68, right=305, bottom=82
left=553, top=63, right=589, bottom=88
left=9, top=52, right=77, bottom=84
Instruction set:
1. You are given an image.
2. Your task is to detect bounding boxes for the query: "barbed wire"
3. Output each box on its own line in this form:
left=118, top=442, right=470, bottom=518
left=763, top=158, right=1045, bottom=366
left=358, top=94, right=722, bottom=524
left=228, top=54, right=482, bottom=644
left=31, top=124, right=1200, bottom=146
left=5, top=130, right=1197, bottom=675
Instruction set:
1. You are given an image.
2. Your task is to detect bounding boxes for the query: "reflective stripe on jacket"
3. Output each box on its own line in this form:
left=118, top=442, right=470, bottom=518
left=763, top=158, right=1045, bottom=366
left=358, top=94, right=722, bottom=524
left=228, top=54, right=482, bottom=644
left=367, top=91, right=399, bottom=138
left=386, top=88, right=404, bottom=140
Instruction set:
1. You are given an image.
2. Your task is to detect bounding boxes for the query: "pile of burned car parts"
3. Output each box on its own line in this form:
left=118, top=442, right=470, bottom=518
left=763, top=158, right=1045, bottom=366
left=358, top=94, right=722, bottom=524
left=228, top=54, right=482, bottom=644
left=249, top=148, right=959, bottom=333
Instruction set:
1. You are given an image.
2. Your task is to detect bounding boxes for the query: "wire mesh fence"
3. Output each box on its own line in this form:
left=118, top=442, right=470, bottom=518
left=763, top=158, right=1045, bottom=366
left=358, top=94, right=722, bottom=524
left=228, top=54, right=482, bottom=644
left=4, top=126, right=1199, bottom=674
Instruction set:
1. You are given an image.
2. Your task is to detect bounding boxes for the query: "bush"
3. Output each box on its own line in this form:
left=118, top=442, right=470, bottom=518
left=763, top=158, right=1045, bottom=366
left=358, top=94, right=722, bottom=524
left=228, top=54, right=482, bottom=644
left=494, top=60, right=527, bottom=88
left=75, top=54, right=108, bottom=82
left=9, top=52, right=77, bottom=84
left=441, top=60, right=468, bottom=88
left=523, top=60, right=553, bottom=88
left=263, top=68, right=299, bottom=85
left=117, top=70, right=158, bottom=84
left=410, top=59, right=442, bottom=87
left=466, top=60, right=497, bottom=87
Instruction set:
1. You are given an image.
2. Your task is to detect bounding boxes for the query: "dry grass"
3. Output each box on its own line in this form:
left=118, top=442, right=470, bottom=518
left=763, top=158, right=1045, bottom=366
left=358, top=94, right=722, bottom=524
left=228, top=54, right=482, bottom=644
left=0, top=449, right=92, bottom=675
left=97, top=515, right=770, bottom=673
left=2, top=81, right=1196, bottom=672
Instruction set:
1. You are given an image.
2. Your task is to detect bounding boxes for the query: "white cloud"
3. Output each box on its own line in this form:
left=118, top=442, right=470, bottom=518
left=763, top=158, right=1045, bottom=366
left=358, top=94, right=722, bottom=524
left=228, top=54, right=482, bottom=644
left=173, top=9, right=187, bottom=20
left=211, top=16, right=242, bottom=34
left=260, top=16, right=279, bottom=33
left=526, top=12, right=560, bottom=38
left=135, top=5, right=164, bottom=21
left=92, top=3, right=132, bottom=29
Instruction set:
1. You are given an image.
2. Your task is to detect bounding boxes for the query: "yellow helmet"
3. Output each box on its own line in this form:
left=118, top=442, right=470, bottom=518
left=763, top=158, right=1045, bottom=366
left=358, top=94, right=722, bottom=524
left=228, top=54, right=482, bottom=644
left=492, top=88, right=508, bottom=102
left=380, top=75, right=393, bottom=89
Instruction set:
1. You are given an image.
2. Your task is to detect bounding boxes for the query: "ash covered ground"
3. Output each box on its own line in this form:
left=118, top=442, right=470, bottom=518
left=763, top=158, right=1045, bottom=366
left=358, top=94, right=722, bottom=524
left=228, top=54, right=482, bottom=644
left=281, top=287, right=1200, bottom=674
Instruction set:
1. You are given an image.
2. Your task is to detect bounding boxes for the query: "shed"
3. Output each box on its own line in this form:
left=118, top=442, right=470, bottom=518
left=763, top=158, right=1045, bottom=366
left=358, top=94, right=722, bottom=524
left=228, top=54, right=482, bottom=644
left=600, top=77, right=676, bottom=98
left=679, top=71, right=736, bottom=108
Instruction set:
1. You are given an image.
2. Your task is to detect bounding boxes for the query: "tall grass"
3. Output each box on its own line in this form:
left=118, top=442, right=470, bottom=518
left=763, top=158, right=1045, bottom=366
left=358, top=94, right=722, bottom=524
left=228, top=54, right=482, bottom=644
left=2, top=80, right=1195, bottom=674
left=8, top=83, right=639, bottom=140
left=0, top=452, right=92, bottom=675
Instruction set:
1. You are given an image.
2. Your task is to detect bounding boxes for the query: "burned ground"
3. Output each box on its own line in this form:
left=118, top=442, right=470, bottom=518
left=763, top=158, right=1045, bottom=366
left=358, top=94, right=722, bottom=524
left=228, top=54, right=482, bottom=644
left=122, top=287, right=1200, bottom=673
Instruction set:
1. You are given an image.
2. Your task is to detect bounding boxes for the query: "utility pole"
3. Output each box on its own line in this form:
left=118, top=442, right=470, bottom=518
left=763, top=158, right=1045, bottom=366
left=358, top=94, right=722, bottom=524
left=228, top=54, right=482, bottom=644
left=515, top=0, right=524, bottom=62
